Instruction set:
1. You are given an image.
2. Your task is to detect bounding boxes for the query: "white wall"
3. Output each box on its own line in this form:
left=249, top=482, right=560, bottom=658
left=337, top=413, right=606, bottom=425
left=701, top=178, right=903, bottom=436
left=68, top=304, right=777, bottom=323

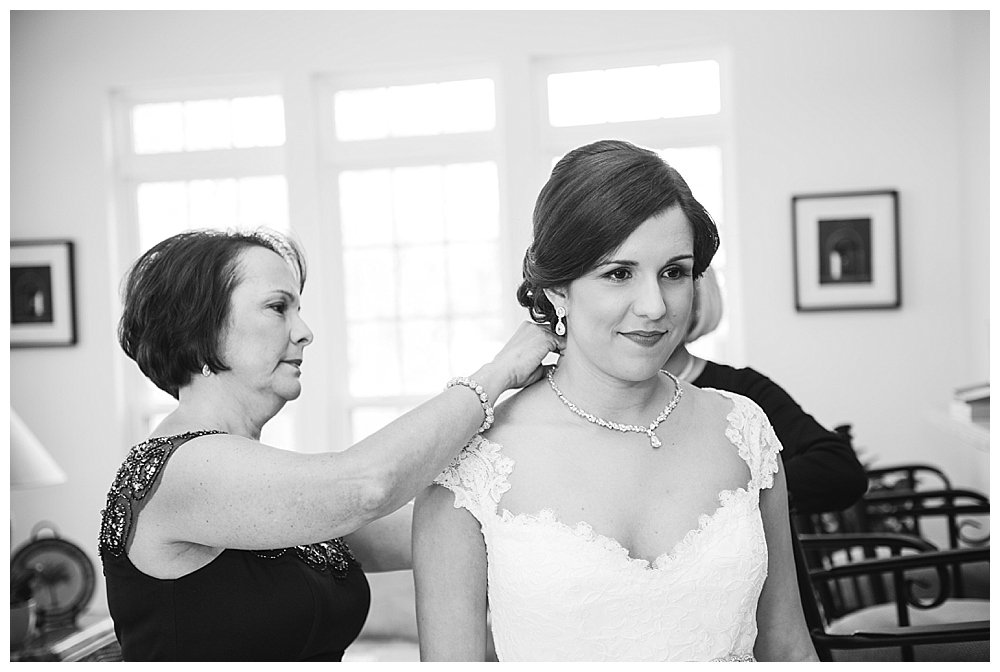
left=9, top=10, right=989, bottom=620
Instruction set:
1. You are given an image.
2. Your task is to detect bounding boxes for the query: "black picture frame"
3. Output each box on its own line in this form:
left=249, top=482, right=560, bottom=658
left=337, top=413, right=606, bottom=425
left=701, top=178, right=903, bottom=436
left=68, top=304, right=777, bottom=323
left=10, top=240, right=78, bottom=347
left=792, top=190, right=900, bottom=312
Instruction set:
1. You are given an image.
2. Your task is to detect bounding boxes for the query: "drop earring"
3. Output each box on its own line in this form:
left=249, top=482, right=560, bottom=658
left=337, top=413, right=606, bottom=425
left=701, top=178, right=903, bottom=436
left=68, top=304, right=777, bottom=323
left=555, top=306, right=567, bottom=336
left=202, top=364, right=211, bottom=377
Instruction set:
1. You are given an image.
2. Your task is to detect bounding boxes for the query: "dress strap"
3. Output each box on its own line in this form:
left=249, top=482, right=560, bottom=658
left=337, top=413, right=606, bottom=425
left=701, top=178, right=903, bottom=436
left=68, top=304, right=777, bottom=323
left=433, top=434, right=514, bottom=525
left=715, top=390, right=783, bottom=492
left=99, top=430, right=225, bottom=557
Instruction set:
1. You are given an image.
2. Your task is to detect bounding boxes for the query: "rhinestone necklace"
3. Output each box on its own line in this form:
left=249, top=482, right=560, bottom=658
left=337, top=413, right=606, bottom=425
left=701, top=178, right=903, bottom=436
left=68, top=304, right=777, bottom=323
left=546, top=366, right=683, bottom=449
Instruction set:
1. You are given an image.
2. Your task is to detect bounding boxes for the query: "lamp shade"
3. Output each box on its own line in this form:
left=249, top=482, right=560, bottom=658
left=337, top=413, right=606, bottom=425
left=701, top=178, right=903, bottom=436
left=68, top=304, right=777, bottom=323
left=10, top=408, right=67, bottom=489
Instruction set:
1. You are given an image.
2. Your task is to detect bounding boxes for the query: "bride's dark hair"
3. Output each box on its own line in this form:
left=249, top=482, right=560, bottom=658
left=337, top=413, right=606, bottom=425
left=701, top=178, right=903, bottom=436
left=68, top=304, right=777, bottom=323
left=516, top=139, right=720, bottom=332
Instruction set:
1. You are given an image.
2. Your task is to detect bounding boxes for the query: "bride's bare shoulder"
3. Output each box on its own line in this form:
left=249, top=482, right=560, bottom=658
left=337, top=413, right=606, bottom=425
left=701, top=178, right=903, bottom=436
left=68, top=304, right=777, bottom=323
left=485, top=378, right=561, bottom=447
left=676, top=381, right=743, bottom=423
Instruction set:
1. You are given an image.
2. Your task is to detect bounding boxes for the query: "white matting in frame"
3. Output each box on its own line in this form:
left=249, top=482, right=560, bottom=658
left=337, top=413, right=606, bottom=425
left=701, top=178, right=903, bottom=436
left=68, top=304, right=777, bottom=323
left=10, top=240, right=78, bottom=347
left=792, top=190, right=900, bottom=312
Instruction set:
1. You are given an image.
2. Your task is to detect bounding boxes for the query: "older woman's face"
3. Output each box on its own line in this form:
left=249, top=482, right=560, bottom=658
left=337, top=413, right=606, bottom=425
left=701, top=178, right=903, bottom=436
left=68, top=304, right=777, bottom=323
left=217, top=246, right=314, bottom=408
left=555, top=205, right=695, bottom=384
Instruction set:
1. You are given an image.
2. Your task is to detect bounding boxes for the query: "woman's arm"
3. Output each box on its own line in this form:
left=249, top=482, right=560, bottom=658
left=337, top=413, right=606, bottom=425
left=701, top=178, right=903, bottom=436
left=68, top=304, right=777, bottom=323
left=412, top=484, right=489, bottom=661
left=142, top=322, right=561, bottom=553
left=753, top=462, right=819, bottom=662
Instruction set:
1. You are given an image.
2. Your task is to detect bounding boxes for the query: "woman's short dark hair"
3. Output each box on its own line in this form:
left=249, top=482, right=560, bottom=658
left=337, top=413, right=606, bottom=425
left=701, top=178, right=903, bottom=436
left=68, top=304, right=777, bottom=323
left=516, top=139, right=720, bottom=330
left=118, top=228, right=307, bottom=399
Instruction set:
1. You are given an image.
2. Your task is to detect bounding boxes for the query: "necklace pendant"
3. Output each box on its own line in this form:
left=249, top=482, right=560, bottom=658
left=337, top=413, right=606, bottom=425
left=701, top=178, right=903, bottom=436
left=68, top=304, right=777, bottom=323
left=649, top=433, right=662, bottom=449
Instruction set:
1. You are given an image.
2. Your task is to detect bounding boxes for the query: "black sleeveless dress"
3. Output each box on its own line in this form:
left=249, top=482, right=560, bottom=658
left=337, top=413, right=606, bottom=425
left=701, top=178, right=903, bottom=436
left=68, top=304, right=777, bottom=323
left=99, top=431, right=371, bottom=661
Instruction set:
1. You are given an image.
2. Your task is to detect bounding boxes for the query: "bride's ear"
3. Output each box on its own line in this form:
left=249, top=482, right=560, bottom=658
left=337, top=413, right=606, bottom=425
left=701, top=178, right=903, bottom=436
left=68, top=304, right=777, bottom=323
left=542, top=287, right=567, bottom=311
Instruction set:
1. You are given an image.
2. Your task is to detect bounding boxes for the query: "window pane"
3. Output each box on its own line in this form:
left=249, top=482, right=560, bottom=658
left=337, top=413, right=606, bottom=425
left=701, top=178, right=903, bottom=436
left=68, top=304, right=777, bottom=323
left=436, top=79, right=495, bottom=134
left=136, top=182, right=189, bottom=252
left=400, top=319, right=449, bottom=394
left=388, top=83, right=441, bottom=137
left=547, top=70, right=607, bottom=127
left=448, top=241, right=501, bottom=316
left=604, top=65, right=663, bottom=123
left=132, top=103, right=184, bottom=154
left=188, top=179, right=239, bottom=230
left=449, top=317, right=504, bottom=375
left=334, top=88, right=391, bottom=141
left=136, top=176, right=288, bottom=252
left=131, top=95, right=284, bottom=154
left=443, top=163, right=499, bottom=242
left=238, top=176, right=290, bottom=230
left=658, top=146, right=724, bottom=226
left=232, top=95, right=285, bottom=148
left=660, top=61, right=721, bottom=119
left=183, top=99, right=232, bottom=151
left=339, top=161, right=502, bottom=400
left=392, top=166, right=445, bottom=244
left=339, top=170, right=394, bottom=247
left=351, top=406, right=411, bottom=445
left=548, top=60, right=720, bottom=127
left=348, top=321, right=401, bottom=397
left=398, top=245, right=447, bottom=318
left=343, top=248, right=397, bottom=321
left=334, top=78, right=495, bottom=141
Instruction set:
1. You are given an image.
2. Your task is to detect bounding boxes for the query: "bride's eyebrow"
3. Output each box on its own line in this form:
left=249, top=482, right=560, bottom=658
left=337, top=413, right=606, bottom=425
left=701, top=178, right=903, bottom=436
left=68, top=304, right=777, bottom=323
left=596, top=253, right=694, bottom=268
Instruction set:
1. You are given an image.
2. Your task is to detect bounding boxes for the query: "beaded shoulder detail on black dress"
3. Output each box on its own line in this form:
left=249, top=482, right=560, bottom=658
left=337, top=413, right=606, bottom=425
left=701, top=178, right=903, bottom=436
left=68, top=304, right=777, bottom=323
left=99, top=430, right=224, bottom=558
left=98, top=430, right=358, bottom=578
left=254, top=538, right=358, bottom=579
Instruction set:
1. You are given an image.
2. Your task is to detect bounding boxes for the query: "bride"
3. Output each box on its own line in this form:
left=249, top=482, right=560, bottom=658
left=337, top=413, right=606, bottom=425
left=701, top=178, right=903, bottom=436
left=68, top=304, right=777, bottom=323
left=412, top=140, right=818, bottom=662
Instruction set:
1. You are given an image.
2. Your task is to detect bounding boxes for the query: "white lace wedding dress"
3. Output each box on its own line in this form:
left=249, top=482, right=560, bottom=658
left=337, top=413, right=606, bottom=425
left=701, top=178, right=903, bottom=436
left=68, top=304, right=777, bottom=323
left=433, top=390, right=782, bottom=662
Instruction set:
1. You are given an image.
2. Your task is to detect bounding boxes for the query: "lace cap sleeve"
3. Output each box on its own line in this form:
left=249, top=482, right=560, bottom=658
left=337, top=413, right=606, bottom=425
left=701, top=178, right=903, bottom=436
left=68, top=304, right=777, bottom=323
left=432, top=434, right=513, bottom=525
left=718, top=391, right=784, bottom=493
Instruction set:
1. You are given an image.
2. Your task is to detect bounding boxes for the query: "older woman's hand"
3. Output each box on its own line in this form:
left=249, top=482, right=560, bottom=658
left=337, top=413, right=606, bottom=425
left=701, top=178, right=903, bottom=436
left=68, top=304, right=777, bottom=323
left=477, top=321, right=564, bottom=395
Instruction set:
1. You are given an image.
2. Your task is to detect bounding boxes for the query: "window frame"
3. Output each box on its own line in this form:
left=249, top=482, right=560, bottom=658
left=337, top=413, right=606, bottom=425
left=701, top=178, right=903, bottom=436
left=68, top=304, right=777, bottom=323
left=109, top=78, right=291, bottom=447
left=315, top=62, right=511, bottom=449
left=530, top=46, right=743, bottom=366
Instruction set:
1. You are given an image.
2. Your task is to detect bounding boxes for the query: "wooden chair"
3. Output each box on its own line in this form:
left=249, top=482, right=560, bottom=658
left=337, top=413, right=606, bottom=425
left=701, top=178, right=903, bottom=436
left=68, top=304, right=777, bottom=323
left=795, top=459, right=990, bottom=604
left=794, top=530, right=989, bottom=661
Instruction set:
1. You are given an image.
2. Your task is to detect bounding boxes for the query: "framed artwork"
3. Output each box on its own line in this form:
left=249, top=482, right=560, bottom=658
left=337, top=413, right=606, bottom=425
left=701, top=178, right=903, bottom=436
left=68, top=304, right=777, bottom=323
left=10, top=240, right=78, bottom=347
left=792, top=190, right=900, bottom=312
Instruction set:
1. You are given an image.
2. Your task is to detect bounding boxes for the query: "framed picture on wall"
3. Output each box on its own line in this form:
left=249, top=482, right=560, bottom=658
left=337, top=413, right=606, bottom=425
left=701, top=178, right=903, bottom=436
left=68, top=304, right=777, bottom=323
left=792, top=190, right=900, bottom=312
left=10, top=240, right=78, bottom=347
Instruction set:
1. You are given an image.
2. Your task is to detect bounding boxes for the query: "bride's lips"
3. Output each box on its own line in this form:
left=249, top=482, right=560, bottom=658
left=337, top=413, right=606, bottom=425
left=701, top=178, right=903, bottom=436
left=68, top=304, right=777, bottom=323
left=619, top=331, right=667, bottom=347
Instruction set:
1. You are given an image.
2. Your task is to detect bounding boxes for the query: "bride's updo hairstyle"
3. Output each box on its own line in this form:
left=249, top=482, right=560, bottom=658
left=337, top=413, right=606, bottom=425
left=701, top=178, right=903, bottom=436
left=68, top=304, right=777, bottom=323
left=517, top=139, right=720, bottom=332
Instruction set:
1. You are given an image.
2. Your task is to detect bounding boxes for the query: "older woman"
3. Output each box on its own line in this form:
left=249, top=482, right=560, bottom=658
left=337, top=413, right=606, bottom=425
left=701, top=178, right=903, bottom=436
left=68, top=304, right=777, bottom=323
left=413, top=140, right=818, bottom=661
left=98, top=229, right=561, bottom=661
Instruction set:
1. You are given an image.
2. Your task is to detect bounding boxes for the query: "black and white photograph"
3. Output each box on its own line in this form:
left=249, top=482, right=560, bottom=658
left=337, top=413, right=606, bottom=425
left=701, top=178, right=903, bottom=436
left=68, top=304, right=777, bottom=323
left=792, top=190, right=901, bottom=311
left=10, top=240, right=78, bottom=347
left=9, top=9, right=989, bottom=664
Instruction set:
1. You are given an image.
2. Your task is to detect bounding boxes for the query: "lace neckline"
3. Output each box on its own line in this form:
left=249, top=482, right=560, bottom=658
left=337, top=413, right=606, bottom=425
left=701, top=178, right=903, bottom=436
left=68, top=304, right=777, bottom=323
left=499, top=488, right=750, bottom=570
left=488, top=389, right=759, bottom=569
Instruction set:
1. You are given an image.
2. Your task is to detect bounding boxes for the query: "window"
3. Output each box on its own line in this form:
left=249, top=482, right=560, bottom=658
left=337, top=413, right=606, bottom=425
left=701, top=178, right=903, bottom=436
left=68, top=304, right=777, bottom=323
left=546, top=60, right=721, bottom=127
left=536, top=50, right=733, bottom=363
left=319, top=69, right=505, bottom=446
left=111, top=84, right=295, bottom=447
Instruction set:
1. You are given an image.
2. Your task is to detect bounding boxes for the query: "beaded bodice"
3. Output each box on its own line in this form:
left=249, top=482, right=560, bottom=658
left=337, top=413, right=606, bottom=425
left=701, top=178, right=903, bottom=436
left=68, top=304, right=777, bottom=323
left=98, top=431, right=356, bottom=578
left=433, top=390, right=782, bottom=662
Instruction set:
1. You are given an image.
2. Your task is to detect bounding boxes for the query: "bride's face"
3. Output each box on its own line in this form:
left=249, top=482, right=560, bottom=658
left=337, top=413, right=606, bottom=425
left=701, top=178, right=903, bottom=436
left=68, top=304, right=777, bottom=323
left=553, top=205, right=695, bottom=383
